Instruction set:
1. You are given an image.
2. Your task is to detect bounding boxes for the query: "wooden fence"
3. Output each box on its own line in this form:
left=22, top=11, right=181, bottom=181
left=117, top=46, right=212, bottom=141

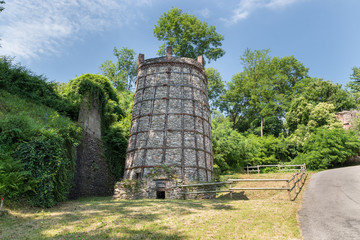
left=180, top=164, right=307, bottom=201
left=245, top=164, right=306, bottom=174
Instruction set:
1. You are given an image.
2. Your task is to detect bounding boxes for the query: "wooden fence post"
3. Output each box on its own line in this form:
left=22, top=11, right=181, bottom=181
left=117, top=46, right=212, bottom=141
left=278, top=164, right=281, bottom=172
left=229, top=182, right=233, bottom=200
left=247, top=166, right=249, bottom=174
left=257, top=165, right=260, bottom=174
left=287, top=181, right=291, bottom=201
left=183, top=186, right=187, bottom=200
left=295, top=174, right=299, bottom=193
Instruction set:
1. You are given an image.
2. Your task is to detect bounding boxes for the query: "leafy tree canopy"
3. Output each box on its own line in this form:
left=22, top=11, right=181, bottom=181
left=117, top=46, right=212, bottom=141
left=346, top=66, right=360, bottom=93
left=153, top=8, right=225, bottom=63
left=220, top=49, right=308, bottom=137
left=99, top=47, right=137, bottom=91
left=293, top=77, right=355, bottom=111
left=307, top=102, right=342, bottom=129
left=205, top=67, right=225, bottom=109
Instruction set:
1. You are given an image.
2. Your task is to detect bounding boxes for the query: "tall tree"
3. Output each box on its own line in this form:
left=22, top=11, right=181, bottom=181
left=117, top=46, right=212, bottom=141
left=205, top=67, right=225, bottom=109
left=99, top=47, right=137, bottom=91
left=153, top=8, right=225, bottom=63
left=346, top=67, right=360, bottom=102
left=221, top=49, right=308, bottom=137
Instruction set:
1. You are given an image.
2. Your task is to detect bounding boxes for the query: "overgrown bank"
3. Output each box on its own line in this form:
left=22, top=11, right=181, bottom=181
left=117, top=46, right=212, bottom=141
left=0, top=58, right=131, bottom=208
left=0, top=90, right=81, bottom=208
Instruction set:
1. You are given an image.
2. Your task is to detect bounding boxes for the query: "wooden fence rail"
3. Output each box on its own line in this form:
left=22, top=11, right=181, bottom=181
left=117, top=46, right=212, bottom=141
left=180, top=164, right=307, bottom=201
left=245, top=164, right=306, bottom=174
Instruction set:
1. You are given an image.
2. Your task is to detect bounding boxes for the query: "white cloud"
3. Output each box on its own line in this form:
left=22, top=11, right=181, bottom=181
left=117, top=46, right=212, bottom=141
left=222, top=0, right=301, bottom=25
left=0, top=0, right=152, bottom=59
left=199, top=8, right=211, bottom=18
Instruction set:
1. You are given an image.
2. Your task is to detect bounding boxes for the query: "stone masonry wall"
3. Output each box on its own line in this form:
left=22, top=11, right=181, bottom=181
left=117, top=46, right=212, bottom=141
left=123, top=47, right=214, bottom=186
left=336, top=110, right=359, bottom=130
left=70, top=94, right=114, bottom=198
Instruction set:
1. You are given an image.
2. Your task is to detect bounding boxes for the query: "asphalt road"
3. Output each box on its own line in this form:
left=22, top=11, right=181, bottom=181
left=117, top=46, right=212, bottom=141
left=299, top=166, right=360, bottom=240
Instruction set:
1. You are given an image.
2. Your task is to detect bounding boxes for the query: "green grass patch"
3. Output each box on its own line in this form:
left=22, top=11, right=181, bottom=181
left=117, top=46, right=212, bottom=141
left=0, top=90, right=75, bottom=130
left=0, top=172, right=312, bottom=240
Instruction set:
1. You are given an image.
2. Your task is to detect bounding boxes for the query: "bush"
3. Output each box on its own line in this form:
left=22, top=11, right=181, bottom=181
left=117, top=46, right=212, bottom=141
left=293, top=128, right=360, bottom=170
left=211, top=116, right=246, bottom=172
left=0, top=152, right=35, bottom=200
left=61, top=74, right=121, bottom=122
left=0, top=114, right=35, bottom=147
left=13, top=130, right=75, bottom=207
left=245, top=134, right=281, bottom=166
left=0, top=91, right=81, bottom=207
left=103, top=123, right=128, bottom=181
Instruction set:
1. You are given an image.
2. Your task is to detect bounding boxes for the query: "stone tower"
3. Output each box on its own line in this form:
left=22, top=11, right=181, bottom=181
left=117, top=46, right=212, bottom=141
left=119, top=47, right=214, bottom=199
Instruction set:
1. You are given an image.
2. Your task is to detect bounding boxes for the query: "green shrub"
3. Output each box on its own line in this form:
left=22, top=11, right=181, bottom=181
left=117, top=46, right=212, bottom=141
left=61, top=74, right=122, bottom=123
left=211, top=116, right=246, bottom=172
left=0, top=152, right=36, bottom=200
left=0, top=114, right=35, bottom=147
left=246, top=134, right=280, bottom=166
left=103, top=122, right=128, bottom=181
left=13, top=130, right=75, bottom=207
left=0, top=91, right=81, bottom=207
left=293, top=128, right=360, bottom=170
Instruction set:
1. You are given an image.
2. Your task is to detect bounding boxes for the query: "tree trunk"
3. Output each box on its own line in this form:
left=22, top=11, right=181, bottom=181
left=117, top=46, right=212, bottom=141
left=260, top=115, right=263, bottom=137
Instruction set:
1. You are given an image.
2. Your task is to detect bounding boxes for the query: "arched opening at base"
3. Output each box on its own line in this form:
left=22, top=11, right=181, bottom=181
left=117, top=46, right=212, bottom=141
left=156, top=191, right=165, bottom=199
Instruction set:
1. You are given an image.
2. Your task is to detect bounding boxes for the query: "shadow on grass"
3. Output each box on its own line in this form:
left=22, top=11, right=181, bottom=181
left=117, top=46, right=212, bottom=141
left=50, top=226, right=185, bottom=240
left=290, top=173, right=308, bottom=201
left=217, top=191, right=249, bottom=200
left=0, top=195, right=244, bottom=239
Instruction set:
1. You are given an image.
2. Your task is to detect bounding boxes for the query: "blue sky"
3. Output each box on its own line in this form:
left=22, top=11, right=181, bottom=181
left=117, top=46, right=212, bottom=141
left=1, top=0, right=359, bottom=87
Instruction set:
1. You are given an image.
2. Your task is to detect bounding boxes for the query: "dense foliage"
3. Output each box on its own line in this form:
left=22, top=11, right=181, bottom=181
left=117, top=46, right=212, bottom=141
left=0, top=91, right=81, bottom=207
left=0, top=57, right=72, bottom=116
left=61, top=74, right=130, bottom=181
left=220, top=49, right=309, bottom=137
left=213, top=49, right=359, bottom=172
left=293, top=128, right=360, bottom=169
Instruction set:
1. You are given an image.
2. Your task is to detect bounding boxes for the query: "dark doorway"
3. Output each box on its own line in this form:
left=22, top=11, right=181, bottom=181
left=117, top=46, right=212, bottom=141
left=156, top=191, right=165, bottom=199
left=135, top=172, right=141, bottom=179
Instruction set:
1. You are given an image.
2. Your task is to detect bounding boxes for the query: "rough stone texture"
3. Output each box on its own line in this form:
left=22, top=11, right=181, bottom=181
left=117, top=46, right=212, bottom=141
left=117, top=48, right=214, bottom=199
left=70, top=95, right=114, bottom=198
left=113, top=178, right=215, bottom=200
left=336, top=110, right=358, bottom=130
left=113, top=179, right=183, bottom=199
left=336, top=110, right=360, bottom=164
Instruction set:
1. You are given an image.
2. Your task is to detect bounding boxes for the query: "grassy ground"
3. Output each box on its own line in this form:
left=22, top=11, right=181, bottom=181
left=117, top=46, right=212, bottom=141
left=0, top=172, right=311, bottom=240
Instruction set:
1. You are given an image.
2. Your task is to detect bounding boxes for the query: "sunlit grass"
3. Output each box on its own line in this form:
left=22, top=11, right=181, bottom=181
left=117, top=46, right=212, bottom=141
left=0, top=90, right=74, bottom=130
left=0, top=172, right=311, bottom=240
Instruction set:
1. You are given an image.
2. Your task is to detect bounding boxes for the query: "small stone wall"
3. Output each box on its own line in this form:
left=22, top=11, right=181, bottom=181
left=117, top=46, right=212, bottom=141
left=113, top=178, right=216, bottom=200
left=113, top=179, right=182, bottom=199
